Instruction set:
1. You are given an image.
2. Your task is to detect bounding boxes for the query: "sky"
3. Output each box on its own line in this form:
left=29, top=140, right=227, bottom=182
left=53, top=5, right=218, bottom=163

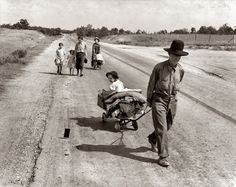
left=0, top=0, right=235, bottom=32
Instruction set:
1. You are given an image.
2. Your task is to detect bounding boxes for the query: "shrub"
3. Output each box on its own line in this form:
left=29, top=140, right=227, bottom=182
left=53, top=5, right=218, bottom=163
left=11, top=49, right=27, bottom=58
left=0, top=55, right=25, bottom=65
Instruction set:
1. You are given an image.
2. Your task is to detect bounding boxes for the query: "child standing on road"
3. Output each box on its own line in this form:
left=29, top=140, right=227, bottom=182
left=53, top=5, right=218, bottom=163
left=55, top=42, right=66, bottom=75
left=67, top=50, right=76, bottom=75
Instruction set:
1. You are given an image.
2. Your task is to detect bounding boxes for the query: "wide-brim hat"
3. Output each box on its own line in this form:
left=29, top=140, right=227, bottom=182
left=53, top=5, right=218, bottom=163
left=94, top=37, right=100, bottom=42
left=106, top=71, right=119, bottom=79
left=164, top=40, right=189, bottom=56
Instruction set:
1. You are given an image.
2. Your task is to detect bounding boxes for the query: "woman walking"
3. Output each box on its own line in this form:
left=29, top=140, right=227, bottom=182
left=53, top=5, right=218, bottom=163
left=74, top=36, right=87, bottom=76
left=91, top=37, right=101, bottom=68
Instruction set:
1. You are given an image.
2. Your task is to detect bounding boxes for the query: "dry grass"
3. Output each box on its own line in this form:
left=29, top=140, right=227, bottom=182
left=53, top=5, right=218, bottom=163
left=0, top=55, right=25, bottom=65
left=0, top=28, right=45, bottom=57
left=0, top=28, right=59, bottom=93
left=103, top=34, right=236, bottom=50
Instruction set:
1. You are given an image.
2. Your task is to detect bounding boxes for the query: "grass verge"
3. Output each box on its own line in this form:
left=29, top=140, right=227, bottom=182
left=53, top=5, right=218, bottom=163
left=0, top=36, right=59, bottom=94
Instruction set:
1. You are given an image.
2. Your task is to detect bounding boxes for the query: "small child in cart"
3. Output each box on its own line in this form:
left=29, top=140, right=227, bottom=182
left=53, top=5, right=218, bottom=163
left=106, top=71, right=124, bottom=92
left=97, top=71, right=147, bottom=131
left=100, top=71, right=124, bottom=117
left=67, top=50, right=76, bottom=75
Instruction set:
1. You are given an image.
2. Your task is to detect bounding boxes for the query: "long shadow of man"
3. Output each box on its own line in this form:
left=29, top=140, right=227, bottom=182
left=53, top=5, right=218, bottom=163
left=76, top=144, right=156, bottom=163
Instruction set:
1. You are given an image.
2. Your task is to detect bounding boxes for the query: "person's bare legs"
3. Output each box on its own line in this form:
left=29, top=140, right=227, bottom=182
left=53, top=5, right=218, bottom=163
left=59, top=64, right=62, bottom=75
left=80, top=68, right=83, bottom=77
left=57, top=65, right=60, bottom=74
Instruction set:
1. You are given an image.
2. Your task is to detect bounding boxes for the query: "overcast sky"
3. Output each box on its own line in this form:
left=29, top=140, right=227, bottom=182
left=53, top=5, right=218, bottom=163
left=0, top=0, right=235, bottom=32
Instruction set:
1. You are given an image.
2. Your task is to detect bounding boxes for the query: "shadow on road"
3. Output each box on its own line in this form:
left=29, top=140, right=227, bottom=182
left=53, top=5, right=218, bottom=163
left=39, top=72, right=74, bottom=76
left=76, top=144, right=156, bottom=163
left=70, top=117, right=116, bottom=132
left=84, top=67, right=94, bottom=70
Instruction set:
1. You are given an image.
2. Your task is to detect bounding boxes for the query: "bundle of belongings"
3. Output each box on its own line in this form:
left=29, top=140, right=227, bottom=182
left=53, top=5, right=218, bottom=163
left=97, top=89, right=146, bottom=119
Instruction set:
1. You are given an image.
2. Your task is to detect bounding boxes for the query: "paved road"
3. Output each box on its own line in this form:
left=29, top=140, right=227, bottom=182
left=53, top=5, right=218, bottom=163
left=0, top=35, right=235, bottom=187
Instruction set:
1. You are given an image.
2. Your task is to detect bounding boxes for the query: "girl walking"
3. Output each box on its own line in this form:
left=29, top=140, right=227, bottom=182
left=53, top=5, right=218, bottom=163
left=55, top=42, right=66, bottom=75
left=67, top=50, right=76, bottom=75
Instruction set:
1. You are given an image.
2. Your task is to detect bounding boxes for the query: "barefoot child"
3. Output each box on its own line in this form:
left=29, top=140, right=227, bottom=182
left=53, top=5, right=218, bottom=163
left=55, top=42, right=66, bottom=75
left=67, top=50, right=76, bottom=75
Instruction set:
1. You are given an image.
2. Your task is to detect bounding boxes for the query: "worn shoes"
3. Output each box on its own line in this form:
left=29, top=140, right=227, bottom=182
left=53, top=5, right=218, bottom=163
left=158, top=157, right=170, bottom=167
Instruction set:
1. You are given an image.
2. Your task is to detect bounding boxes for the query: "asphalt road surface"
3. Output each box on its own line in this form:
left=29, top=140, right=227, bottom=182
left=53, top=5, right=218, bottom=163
left=0, top=35, right=235, bottom=187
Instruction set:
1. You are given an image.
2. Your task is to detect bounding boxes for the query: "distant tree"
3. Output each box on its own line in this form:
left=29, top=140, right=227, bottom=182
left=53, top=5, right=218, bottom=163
left=171, top=28, right=189, bottom=34
left=124, top=30, right=132, bottom=34
left=0, top=24, right=11, bottom=28
left=85, top=24, right=94, bottom=36
left=191, top=27, right=196, bottom=34
left=141, top=30, right=147, bottom=34
left=76, top=26, right=86, bottom=37
left=157, top=30, right=168, bottom=34
left=12, top=19, right=29, bottom=29
left=53, top=28, right=61, bottom=35
left=110, top=28, right=119, bottom=35
left=19, top=19, right=29, bottom=29
left=207, top=26, right=217, bottom=34
left=99, top=26, right=109, bottom=37
left=197, top=25, right=218, bottom=34
left=118, top=28, right=125, bottom=35
left=12, top=22, right=21, bottom=29
left=136, top=29, right=142, bottom=34
left=197, top=26, right=210, bottom=34
left=218, top=23, right=234, bottom=35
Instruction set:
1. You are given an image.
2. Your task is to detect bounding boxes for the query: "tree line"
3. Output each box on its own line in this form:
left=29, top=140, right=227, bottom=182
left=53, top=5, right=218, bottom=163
left=157, top=24, right=236, bottom=35
left=74, top=24, right=236, bottom=37
left=1, top=19, right=236, bottom=37
left=0, top=19, right=64, bottom=36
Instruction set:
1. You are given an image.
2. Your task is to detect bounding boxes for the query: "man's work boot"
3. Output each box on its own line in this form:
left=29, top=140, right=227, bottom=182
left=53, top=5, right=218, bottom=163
left=158, top=157, right=170, bottom=167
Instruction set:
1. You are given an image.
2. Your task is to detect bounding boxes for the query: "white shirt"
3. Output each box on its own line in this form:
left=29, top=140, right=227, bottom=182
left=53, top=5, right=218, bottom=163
left=75, top=41, right=87, bottom=55
left=56, top=48, right=66, bottom=61
left=110, top=80, right=124, bottom=92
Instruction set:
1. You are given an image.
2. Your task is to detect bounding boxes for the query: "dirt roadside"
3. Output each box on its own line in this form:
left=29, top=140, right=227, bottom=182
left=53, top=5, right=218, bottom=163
left=0, top=35, right=235, bottom=187
left=0, top=35, right=64, bottom=186
left=0, top=33, right=58, bottom=98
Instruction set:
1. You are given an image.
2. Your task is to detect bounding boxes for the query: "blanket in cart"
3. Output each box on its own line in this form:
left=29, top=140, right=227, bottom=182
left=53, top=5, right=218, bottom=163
left=97, top=89, right=146, bottom=118
left=104, top=89, right=146, bottom=104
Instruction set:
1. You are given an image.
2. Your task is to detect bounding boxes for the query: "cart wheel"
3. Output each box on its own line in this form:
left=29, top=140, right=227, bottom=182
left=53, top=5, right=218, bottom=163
left=132, top=121, right=138, bottom=131
left=114, top=122, right=121, bottom=132
left=102, top=112, right=107, bottom=123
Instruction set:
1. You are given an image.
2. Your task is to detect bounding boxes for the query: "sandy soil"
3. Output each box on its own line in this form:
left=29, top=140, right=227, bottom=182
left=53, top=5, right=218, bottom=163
left=0, top=35, right=235, bottom=187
